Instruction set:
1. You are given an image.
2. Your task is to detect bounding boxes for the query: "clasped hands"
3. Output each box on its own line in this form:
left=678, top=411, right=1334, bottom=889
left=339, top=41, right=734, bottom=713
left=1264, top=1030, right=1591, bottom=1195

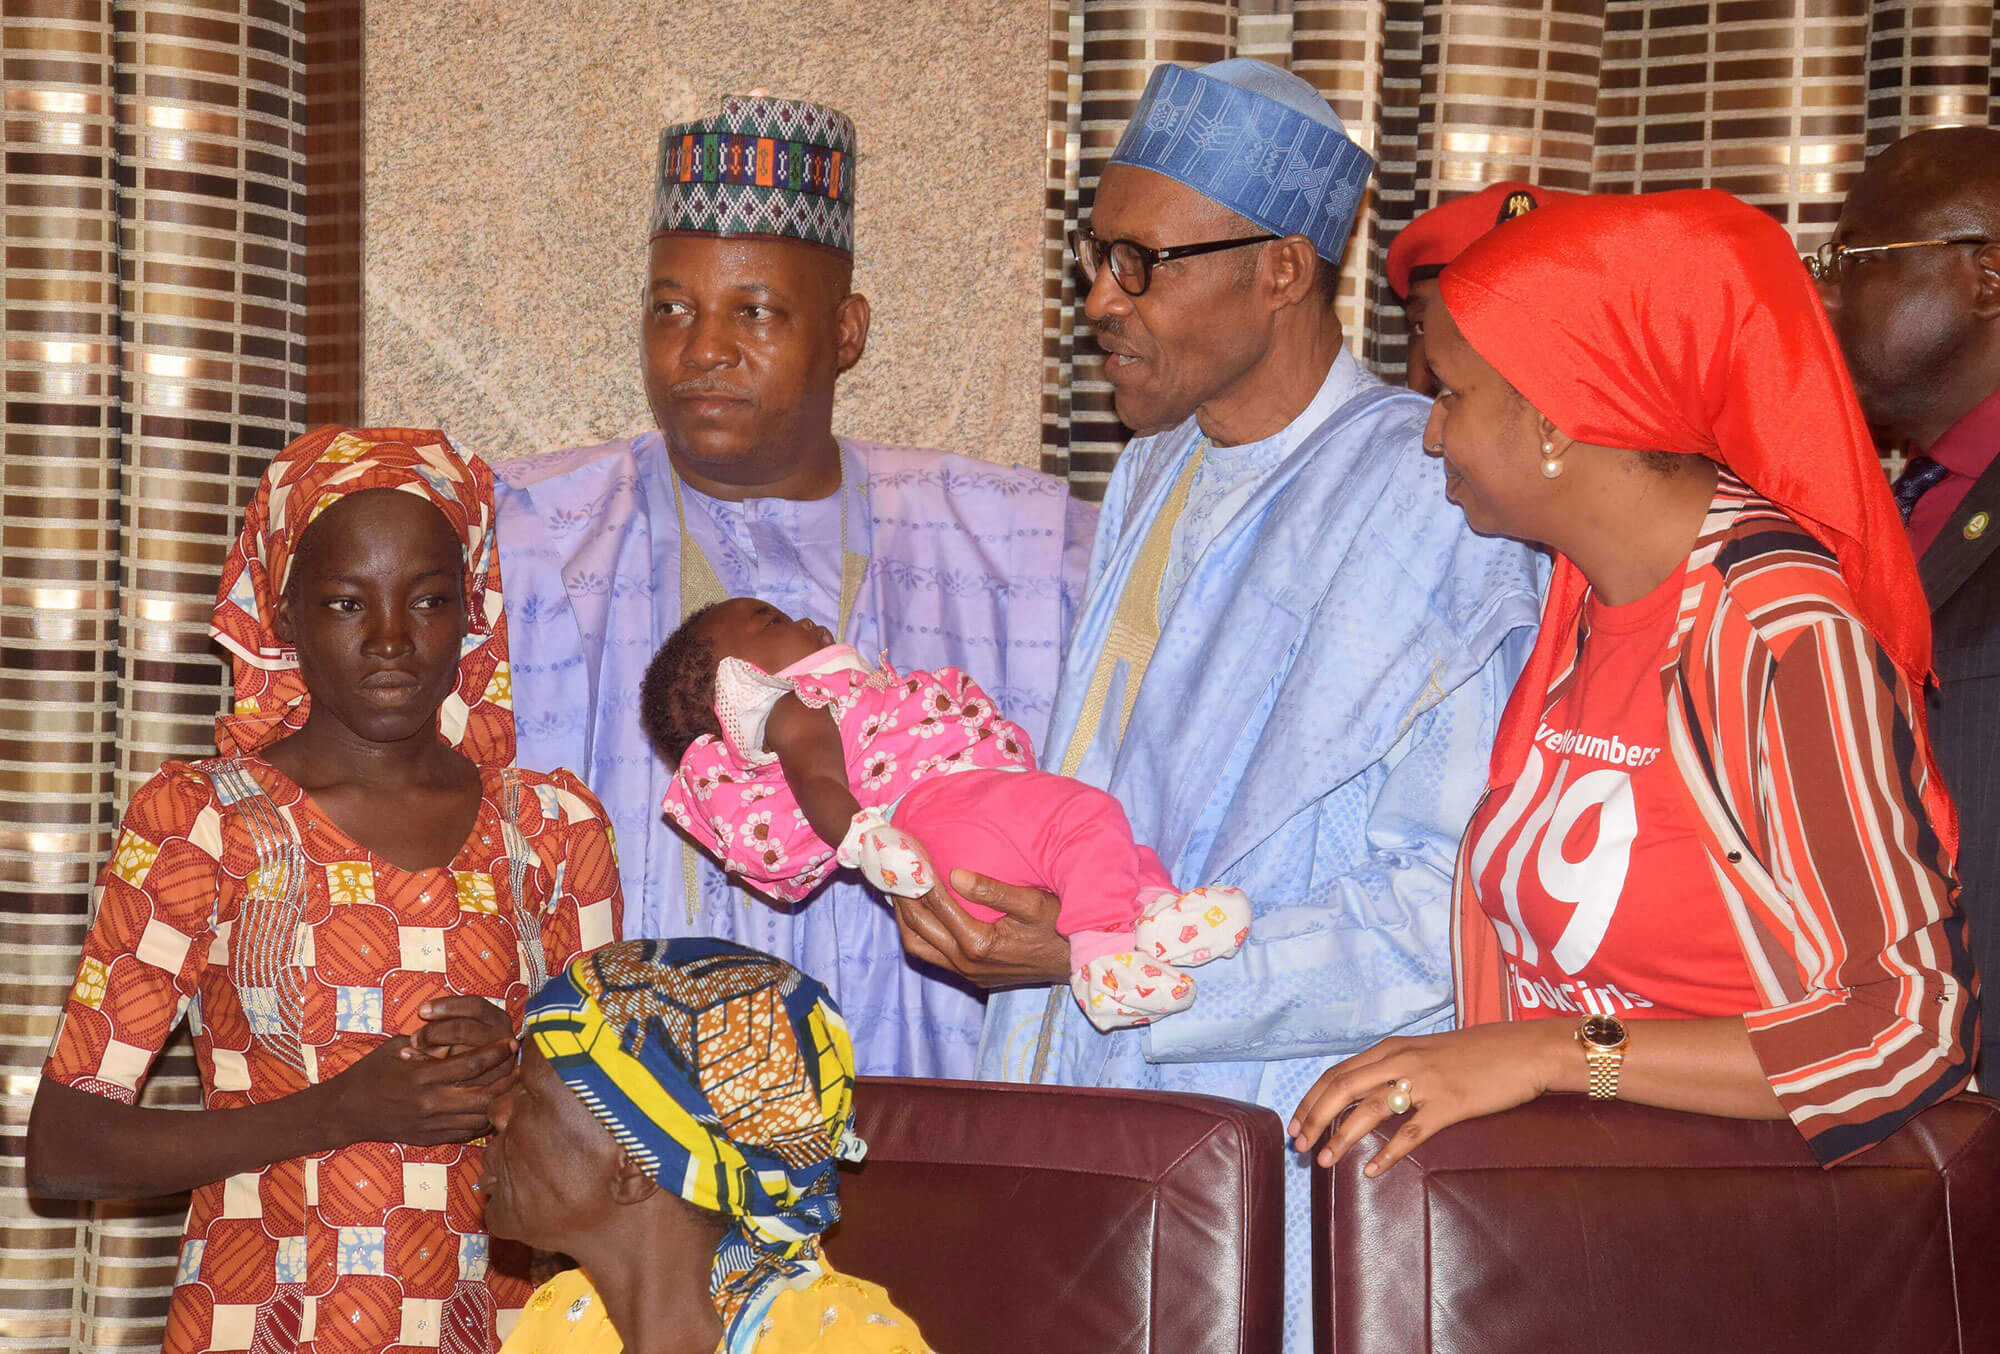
left=325, top=995, right=518, bottom=1147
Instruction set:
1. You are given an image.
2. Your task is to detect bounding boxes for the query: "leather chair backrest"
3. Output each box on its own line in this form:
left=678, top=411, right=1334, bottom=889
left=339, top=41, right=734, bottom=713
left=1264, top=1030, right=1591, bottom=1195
left=827, top=1076, right=1285, bottom=1354
left=1314, top=1094, right=2000, bottom=1354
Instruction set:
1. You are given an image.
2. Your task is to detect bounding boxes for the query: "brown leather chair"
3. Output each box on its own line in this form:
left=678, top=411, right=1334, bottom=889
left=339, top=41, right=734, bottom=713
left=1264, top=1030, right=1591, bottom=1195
left=826, top=1076, right=1285, bottom=1354
left=1313, top=1093, right=2000, bottom=1354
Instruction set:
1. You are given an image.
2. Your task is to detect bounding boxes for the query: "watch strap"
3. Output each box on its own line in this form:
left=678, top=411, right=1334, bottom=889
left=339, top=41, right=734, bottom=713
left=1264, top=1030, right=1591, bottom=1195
left=1584, top=1047, right=1623, bottom=1100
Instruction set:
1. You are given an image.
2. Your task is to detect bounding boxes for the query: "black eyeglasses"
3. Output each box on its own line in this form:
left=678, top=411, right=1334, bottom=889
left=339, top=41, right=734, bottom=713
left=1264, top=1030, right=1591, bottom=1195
left=1803, top=236, right=1991, bottom=284
left=1069, top=228, right=1280, bottom=297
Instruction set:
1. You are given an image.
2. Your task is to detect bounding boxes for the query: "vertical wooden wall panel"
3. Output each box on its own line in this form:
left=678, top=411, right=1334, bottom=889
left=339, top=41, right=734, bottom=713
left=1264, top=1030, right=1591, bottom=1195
left=1861, top=2, right=1994, bottom=155
left=1046, top=0, right=1237, bottom=498
left=1, top=6, right=123, bottom=1351
left=1594, top=0, right=1869, bottom=240
left=300, top=0, right=361, bottom=430
left=1040, top=0, right=1082, bottom=485
left=0, top=2, right=361, bottom=1351
left=1292, top=1, right=1387, bottom=367
left=1041, top=0, right=2000, bottom=488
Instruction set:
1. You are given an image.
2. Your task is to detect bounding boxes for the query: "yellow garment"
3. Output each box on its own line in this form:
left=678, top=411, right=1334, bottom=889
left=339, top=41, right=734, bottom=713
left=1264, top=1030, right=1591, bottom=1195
left=1032, top=442, right=1208, bottom=1080
left=1057, top=442, right=1206, bottom=777
left=504, top=1270, right=622, bottom=1354
left=752, top=1269, right=934, bottom=1354
left=502, top=1267, right=933, bottom=1354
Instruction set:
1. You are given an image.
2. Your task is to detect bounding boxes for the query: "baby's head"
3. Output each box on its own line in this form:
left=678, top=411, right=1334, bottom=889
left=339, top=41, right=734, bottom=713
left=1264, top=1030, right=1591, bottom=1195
left=640, top=597, right=834, bottom=764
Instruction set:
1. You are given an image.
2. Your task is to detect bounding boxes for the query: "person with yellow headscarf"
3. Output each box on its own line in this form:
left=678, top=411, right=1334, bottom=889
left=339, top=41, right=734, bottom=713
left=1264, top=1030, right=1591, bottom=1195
left=486, top=939, right=930, bottom=1354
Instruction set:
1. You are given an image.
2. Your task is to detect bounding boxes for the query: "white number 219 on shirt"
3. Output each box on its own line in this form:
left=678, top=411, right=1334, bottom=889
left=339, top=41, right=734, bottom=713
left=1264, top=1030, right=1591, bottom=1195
left=1467, top=746, right=1637, bottom=974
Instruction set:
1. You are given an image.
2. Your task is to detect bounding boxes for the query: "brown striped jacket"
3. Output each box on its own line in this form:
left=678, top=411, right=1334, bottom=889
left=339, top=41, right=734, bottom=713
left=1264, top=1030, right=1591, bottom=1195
left=1451, top=474, right=1979, bottom=1163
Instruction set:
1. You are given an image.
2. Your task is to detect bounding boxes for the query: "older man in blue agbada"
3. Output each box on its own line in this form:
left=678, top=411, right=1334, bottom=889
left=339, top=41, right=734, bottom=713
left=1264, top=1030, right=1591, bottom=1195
left=891, top=60, right=1544, bottom=1350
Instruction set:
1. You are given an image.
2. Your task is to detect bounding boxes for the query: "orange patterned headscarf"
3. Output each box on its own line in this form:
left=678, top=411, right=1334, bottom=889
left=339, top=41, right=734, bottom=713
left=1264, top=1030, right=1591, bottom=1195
left=210, top=426, right=514, bottom=766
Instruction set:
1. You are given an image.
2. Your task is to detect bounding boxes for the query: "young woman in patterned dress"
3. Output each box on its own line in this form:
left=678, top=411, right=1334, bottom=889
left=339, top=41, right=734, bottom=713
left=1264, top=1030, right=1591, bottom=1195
left=27, top=428, right=622, bottom=1354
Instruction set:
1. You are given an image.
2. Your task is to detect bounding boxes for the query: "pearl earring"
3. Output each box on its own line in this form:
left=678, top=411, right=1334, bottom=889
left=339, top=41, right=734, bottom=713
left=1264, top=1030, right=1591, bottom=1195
left=1540, top=439, right=1562, bottom=479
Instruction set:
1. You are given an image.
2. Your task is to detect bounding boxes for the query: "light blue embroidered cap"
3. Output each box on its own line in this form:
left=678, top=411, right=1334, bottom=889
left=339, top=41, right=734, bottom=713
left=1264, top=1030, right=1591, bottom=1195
left=1108, top=58, right=1373, bottom=263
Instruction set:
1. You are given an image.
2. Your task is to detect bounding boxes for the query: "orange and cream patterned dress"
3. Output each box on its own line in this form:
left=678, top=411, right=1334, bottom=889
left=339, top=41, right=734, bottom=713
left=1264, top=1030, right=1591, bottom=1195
left=45, top=757, right=622, bottom=1354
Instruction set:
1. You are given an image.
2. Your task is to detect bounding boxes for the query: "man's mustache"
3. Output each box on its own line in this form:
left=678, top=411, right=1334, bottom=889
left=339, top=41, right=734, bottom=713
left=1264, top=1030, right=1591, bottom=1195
left=670, top=378, right=752, bottom=401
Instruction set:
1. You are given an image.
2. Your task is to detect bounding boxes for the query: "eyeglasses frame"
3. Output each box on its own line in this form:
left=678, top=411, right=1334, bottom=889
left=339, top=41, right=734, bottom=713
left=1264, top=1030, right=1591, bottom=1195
left=1804, top=236, right=1992, bottom=284
left=1069, top=228, right=1282, bottom=297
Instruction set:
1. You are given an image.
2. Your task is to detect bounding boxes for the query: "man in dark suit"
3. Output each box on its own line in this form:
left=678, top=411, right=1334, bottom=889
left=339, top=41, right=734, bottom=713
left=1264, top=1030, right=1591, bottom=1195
left=1820, top=126, right=2000, bottom=1077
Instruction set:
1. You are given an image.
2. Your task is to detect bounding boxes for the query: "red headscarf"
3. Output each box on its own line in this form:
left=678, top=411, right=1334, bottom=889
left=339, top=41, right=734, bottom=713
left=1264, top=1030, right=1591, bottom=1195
left=210, top=426, right=514, bottom=766
left=1386, top=181, right=1574, bottom=299
left=1439, top=189, right=1953, bottom=854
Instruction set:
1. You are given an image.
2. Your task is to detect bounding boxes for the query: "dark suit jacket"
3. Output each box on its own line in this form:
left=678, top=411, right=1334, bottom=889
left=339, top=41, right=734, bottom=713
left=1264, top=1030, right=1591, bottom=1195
left=1920, top=451, right=2000, bottom=1079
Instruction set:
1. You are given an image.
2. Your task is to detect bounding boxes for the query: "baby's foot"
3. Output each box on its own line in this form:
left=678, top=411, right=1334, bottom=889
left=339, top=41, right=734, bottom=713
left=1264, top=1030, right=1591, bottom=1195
left=835, top=811, right=934, bottom=899
left=1132, top=885, right=1253, bottom=968
left=1070, top=951, right=1196, bottom=1033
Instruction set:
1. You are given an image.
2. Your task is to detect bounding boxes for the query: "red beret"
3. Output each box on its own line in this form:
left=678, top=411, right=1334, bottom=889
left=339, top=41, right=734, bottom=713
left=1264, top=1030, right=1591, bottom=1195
left=1385, top=181, right=1572, bottom=299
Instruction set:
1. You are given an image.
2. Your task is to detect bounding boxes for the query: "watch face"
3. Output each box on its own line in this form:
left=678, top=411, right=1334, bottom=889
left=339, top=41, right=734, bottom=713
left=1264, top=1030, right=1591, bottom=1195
left=1581, top=1014, right=1627, bottom=1048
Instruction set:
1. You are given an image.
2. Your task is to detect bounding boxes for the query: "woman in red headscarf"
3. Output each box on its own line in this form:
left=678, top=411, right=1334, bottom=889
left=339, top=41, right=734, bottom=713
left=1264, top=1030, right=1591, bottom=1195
left=1291, top=190, right=1977, bottom=1173
left=27, top=429, right=622, bottom=1354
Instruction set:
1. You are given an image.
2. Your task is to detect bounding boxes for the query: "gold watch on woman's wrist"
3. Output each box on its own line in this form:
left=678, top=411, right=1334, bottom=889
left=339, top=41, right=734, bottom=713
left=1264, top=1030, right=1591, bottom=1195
left=1577, top=1014, right=1630, bottom=1099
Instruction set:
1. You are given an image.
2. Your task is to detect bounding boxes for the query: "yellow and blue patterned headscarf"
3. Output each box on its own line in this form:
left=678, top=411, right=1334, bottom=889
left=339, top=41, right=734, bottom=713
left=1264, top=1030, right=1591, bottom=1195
left=521, top=939, right=864, bottom=1337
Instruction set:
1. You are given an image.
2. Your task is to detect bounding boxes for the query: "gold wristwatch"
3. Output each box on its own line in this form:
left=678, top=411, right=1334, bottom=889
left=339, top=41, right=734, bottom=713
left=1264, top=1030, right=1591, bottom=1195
left=1577, top=1014, right=1630, bottom=1100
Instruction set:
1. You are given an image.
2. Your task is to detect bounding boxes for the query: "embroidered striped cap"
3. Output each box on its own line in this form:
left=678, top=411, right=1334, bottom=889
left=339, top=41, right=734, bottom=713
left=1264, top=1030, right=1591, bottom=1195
left=1109, top=59, right=1373, bottom=264
left=650, top=94, right=856, bottom=254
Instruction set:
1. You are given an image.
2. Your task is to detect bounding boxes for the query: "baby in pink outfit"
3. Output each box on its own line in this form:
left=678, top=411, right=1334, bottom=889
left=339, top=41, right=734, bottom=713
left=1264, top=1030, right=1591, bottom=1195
left=643, top=597, right=1251, bottom=1030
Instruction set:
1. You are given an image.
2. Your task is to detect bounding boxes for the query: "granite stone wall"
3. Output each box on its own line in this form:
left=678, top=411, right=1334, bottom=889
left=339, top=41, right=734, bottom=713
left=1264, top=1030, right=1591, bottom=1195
left=364, top=1, right=1046, bottom=466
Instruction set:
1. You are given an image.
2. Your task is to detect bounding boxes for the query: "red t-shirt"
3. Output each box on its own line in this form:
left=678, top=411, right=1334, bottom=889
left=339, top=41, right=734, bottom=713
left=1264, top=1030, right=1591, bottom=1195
left=1464, top=563, right=1763, bottom=1021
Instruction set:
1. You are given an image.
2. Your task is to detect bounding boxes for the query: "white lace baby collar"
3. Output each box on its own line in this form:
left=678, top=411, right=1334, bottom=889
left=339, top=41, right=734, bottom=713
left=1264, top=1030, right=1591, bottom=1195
left=712, top=643, right=874, bottom=765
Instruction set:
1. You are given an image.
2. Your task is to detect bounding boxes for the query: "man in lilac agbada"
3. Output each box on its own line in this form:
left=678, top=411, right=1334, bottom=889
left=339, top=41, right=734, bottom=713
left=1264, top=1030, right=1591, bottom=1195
left=495, top=93, right=1094, bottom=1079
